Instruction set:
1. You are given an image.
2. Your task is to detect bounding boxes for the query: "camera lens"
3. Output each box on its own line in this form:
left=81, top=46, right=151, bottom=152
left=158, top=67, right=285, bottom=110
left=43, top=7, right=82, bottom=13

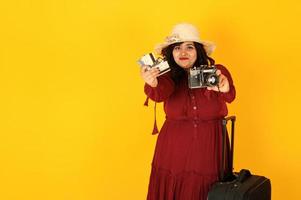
left=206, top=74, right=218, bottom=86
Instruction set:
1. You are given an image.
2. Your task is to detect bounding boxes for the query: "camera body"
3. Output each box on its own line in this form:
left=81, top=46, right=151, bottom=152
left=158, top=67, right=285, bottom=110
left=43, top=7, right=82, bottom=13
left=138, top=53, right=170, bottom=76
left=188, top=65, right=219, bottom=89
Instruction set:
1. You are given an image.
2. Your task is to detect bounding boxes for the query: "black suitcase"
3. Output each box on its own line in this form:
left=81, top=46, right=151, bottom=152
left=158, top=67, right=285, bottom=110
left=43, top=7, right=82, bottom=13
left=207, top=116, right=271, bottom=200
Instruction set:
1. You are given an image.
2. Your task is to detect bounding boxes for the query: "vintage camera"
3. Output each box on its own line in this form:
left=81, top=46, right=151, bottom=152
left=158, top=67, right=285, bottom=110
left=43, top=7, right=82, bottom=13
left=138, top=53, right=170, bottom=76
left=188, top=65, right=219, bottom=89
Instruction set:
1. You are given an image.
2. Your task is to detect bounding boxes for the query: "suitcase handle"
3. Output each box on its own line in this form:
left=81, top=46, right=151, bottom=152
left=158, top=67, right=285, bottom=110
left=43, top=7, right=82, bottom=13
left=220, top=116, right=236, bottom=181
left=237, top=169, right=251, bottom=183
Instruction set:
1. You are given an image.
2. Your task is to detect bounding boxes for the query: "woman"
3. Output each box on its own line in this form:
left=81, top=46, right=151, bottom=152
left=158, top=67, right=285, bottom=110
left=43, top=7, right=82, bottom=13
left=141, top=23, right=236, bottom=200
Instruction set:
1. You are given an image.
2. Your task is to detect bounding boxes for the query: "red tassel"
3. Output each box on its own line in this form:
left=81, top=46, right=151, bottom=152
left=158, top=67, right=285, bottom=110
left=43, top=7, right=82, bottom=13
left=144, top=97, right=149, bottom=106
left=143, top=98, right=159, bottom=135
left=152, top=103, right=159, bottom=135
left=152, top=119, right=159, bottom=135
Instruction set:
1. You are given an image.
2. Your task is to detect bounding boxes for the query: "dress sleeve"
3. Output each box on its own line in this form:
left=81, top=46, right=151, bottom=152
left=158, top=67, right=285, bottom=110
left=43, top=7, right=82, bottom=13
left=216, top=64, right=236, bottom=103
left=144, top=72, right=175, bottom=102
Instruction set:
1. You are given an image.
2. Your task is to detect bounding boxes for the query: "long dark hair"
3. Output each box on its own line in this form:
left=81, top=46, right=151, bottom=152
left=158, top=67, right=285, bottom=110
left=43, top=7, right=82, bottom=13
left=162, top=42, right=215, bottom=84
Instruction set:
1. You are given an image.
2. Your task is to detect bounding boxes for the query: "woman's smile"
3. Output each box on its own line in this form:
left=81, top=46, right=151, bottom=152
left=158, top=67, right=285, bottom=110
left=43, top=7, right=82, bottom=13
left=172, top=41, right=197, bottom=69
left=179, top=57, right=189, bottom=60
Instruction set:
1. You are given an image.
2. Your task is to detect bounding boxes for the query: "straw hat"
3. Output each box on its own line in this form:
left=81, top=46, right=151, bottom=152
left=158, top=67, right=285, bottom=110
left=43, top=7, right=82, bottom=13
left=155, top=23, right=216, bottom=55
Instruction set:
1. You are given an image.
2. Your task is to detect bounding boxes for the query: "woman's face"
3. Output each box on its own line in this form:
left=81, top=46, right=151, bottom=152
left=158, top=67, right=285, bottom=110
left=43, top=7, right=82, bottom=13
left=172, top=41, right=197, bottom=69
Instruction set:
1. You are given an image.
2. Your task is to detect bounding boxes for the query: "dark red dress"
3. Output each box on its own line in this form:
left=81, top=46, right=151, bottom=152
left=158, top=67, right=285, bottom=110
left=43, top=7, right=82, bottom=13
left=144, top=65, right=236, bottom=200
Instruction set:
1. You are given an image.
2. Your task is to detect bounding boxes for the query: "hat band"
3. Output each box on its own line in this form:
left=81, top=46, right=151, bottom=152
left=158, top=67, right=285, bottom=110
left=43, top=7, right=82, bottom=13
left=166, top=34, right=182, bottom=43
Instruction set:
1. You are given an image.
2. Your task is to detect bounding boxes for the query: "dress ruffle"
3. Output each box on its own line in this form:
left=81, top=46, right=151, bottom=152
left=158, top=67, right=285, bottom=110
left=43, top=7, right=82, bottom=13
left=147, top=165, right=218, bottom=200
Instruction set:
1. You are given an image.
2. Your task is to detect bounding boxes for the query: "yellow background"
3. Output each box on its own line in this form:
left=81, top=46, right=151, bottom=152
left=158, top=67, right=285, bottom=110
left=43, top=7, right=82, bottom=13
left=0, top=0, right=300, bottom=199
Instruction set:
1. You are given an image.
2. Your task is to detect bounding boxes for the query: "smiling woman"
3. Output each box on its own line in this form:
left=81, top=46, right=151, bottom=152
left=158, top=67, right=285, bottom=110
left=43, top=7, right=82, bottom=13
left=1, top=0, right=301, bottom=200
left=140, top=23, right=236, bottom=200
left=172, top=42, right=197, bottom=69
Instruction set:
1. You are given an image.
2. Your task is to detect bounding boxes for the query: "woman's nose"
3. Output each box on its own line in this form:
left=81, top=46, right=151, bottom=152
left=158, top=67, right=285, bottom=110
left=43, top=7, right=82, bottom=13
left=180, top=49, right=187, bottom=55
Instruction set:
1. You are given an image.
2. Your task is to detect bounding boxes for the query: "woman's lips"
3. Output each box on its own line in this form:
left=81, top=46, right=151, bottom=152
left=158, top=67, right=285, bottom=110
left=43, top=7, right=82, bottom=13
left=179, top=57, right=189, bottom=60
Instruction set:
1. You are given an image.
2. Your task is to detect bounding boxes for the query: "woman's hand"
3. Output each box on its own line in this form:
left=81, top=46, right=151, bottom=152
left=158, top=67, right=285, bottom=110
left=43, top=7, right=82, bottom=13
left=140, top=66, right=160, bottom=87
left=206, top=69, right=230, bottom=93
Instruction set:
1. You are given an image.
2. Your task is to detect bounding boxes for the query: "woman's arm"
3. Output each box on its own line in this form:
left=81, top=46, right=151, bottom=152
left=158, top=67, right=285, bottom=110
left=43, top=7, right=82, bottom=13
left=215, top=64, right=236, bottom=103
left=141, top=66, right=175, bottom=102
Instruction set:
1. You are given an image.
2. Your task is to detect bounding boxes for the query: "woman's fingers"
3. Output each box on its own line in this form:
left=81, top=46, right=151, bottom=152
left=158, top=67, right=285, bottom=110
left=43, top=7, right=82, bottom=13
left=140, top=65, right=150, bottom=76
left=206, top=86, right=219, bottom=91
left=140, top=66, right=160, bottom=87
left=141, top=66, right=159, bottom=76
left=218, top=74, right=229, bottom=93
left=206, top=73, right=230, bottom=93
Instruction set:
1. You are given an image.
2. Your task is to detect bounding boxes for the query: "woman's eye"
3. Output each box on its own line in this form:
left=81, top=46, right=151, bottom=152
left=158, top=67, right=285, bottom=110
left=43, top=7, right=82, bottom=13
left=187, top=46, right=195, bottom=49
left=174, top=46, right=180, bottom=50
